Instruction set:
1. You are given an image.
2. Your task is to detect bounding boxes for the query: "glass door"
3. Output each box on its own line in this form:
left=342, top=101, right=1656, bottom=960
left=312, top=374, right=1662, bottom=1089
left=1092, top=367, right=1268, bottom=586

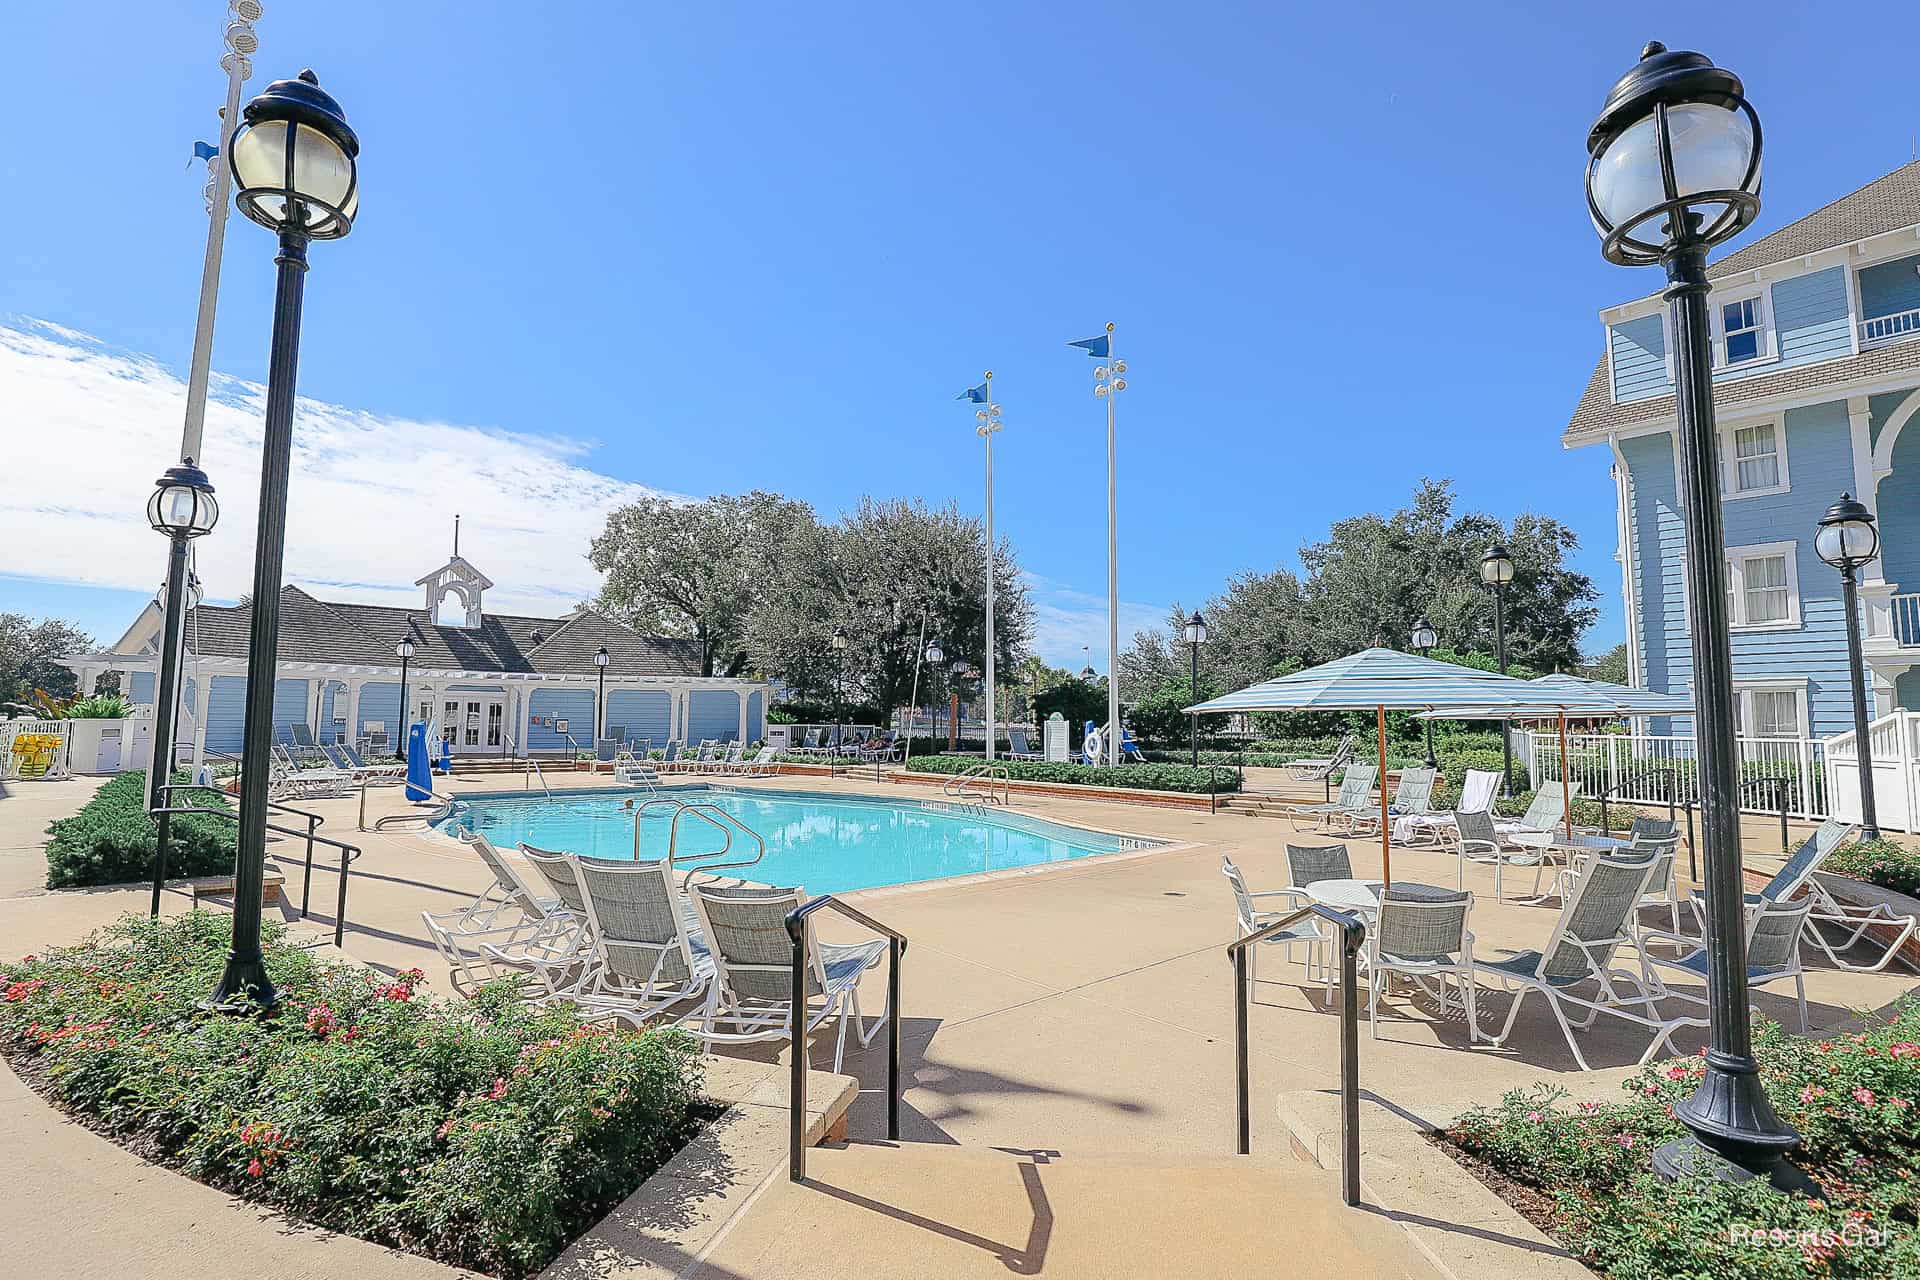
left=485, top=701, right=504, bottom=750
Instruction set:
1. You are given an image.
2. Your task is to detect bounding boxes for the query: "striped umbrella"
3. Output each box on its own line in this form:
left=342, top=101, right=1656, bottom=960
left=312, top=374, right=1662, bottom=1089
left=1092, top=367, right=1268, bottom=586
left=1526, top=673, right=1691, bottom=717
left=1186, top=648, right=1620, bottom=884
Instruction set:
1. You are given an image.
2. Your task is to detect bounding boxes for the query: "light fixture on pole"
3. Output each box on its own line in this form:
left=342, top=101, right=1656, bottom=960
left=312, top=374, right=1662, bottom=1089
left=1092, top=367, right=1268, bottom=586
left=594, top=645, right=610, bottom=752
left=1183, top=610, right=1208, bottom=768
left=919, top=637, right=943, bottom=756
left=961, top=375, right=1003, bottom=761
left=1071, top=325, right=1127, bottom=764
left=1817, top=493, right=1881, bottom=841
left=205, top=67, right=358, bottom=1014
left=1586, top=41, right=1797, bottom=1192
left=1410, top=617, right=1440, bottom=771
left=144, top=462, right=220, bottom=919
left=393, top=636, right=415, bottom=760
left=831, top=626, right=849, bottom=758
left=1479, top=544, right=1517, bottom=795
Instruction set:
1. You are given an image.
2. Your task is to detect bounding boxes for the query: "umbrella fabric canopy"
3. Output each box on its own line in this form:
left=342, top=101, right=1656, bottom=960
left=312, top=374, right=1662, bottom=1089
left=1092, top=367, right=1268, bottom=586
left=1526, top=673, right=1691, bottom=717
left=1186, top=649, right=1619, bottom=884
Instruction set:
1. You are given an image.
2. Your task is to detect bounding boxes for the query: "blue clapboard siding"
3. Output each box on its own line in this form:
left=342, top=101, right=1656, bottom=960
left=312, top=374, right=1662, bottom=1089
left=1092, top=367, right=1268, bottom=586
left=1609, top=316, right=1668, bottom=402
left=745, top=690, right=765, bottom=742
left=204, top=676, right=248, bottom=754
left=1869, top=389, right=1917, bottom=450
left=688, top=690, right=741, bottom=743
left=527, top=688, right=594, bottom=752
left=605, top=690, right=671, bottom=743
left=354, top=681, right=401, bottom=741
left=1621, top=433, right=1690, bottom=735
left=1767, top=268, right=1852, bottom=370
left=1878, top=413, right=1920, bottom=616
left=128, top=671, right=156, bottom=704
left=1859, top=253, right=1920, bottom=324
left=272, top=678, right=309, bottom=741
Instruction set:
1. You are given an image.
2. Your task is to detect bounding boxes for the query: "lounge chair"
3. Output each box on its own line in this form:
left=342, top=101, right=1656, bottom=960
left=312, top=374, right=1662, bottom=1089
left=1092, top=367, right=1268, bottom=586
left=1223, top=856, right=1329, bottom=988
left=1559, top=822, right=1685, bottom=934
left=688, top=883, right=890, bottom=1072
left=1637, top=896, right=1815, bottom=1061
left=1454, top=807, right=1554, bottom=901
left=658, top=741, right=684, bottom=773
left=1285, top=733, right=1357, bottom=783
left=1347, top=766, right=1435, bottom=837
left=741, top=745, right=779, bottom=777
left=509, top=843, right=603, bottom=997
left=324, top=742, right=406, bottom=783
left=1360, top=885, right=1477, bottom=1040
left=569, top=854, right=713, bottom=1026
left=420, top=830, right=586, bottom=995
left=1285, top=763, right=1377, bottom=833
left=1398, top=768, right=1501, bottom=848
left=1005, top=727, right=1045, bottom=761
left=271, top=744, right=353, bottom=796
left=856, top=732, right=901, bottom=765
left=1497, top=785, right=1578, bottom=846
left=1470, top=853, right=1664, bottom=1071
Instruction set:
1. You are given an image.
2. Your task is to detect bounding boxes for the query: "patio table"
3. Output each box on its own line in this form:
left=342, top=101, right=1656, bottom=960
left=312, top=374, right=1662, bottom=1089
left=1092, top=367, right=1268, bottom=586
left=1302, top=878, right=1456, bottom=918
left=1503, top=831, right=1632, bottom=903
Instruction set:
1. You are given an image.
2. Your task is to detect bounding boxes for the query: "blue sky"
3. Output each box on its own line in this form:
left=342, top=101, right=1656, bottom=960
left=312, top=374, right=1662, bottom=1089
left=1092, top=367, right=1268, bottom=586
left=5, top=2, right=1919, bottom=668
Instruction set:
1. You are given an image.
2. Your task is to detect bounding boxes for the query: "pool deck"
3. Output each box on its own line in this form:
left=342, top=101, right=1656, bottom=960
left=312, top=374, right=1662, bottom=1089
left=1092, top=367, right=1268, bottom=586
left=2, top=766, right=1915, bottom=1278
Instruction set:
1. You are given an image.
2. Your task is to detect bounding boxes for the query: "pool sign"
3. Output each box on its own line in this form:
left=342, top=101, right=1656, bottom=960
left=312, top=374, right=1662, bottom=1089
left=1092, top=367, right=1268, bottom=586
left=1044, top=712, right=1070, bottom=763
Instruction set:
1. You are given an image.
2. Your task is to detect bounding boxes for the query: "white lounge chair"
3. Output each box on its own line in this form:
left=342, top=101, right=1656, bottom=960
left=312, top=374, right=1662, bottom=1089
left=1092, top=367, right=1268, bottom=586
left=1397, top=768, right=1500, bottom=848
left=1347, top=766, right=1435, bottom=837
left=420, top=830, right=586, bottom=995
left=1285, top=733, right=1357, bottom=783
left=1637, top=896, right=1815, bottom=1061
left=1285, top=763, right=1377, bottom=833
left=569, top=854, right=713, bottom=1026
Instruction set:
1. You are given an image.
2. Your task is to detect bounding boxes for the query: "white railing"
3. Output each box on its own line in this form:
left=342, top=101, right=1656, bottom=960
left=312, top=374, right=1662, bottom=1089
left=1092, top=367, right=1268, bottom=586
left=1825, top=710, right=1920, bottom=832
left=1525, top=731, right=1830, bottom=820
left=1861, top=307, right=1920, bottom=348
left=0, top=720, right=72, bottom=781
left=1888, top=592, right=1920, bottom=649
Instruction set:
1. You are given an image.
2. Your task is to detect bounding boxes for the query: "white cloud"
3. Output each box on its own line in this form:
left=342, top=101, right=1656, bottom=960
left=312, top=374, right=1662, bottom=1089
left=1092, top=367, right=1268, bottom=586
left=0, top=318, right=680, bottom=618
left=1022, top=572, right=1167, bottom=671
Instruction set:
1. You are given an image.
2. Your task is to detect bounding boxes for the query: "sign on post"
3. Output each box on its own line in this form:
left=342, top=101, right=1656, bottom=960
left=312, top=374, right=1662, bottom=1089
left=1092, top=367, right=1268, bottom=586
left=1043, top=712, right=1070, bottom=763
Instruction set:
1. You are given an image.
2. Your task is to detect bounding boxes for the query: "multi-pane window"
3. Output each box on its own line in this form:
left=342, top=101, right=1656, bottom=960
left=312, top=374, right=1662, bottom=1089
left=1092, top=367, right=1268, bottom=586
left=1749, top=690, right=1800, bottom=738
left=1731, top=423, right=1781, bottom=493
left=1726, top=544, right=1800, bottom=629
left=1722, top=297, right=1762, bottom=364
left=1742, top=554, right=1790, bottom=624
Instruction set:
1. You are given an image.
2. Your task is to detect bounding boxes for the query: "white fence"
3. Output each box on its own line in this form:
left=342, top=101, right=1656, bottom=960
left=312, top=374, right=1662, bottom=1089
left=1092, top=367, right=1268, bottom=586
left=1825, top=710, right=1920, bottom=833
left=0, top=720, right=72, bottom=781
left=1520, top=730, right=1830, bottom=820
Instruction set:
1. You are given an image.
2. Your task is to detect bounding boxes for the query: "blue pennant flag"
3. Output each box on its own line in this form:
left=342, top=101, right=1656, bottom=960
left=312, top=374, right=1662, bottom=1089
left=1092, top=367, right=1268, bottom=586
left=1067, top=333, right=1110, bottom=359
left=189, top=140, right=219, bottom=168
left=956, top=381, right=989, bottom=403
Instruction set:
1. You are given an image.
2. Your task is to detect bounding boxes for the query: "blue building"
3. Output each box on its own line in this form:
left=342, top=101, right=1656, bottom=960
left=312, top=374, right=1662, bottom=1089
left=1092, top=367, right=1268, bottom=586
left=1566, top=161, right=1920, bottom=742
left=63, top=549, right=769, bottom=764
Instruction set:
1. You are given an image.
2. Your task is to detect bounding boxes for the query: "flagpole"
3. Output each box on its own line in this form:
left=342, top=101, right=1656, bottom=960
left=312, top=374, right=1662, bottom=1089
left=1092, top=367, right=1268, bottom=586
left=983, top=371, right=997, bottom=763
left=182, top=36, right=253, bottom=465
left=1104, top=323, right=1119, bottom=766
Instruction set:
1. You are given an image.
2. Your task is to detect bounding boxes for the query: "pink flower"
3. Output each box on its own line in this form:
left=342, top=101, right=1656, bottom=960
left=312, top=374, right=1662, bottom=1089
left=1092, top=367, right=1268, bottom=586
left=1801, top=1086, right=1827, bottom=1104
left=488, top=1077, right=507, bottom=1101
left=1891, top=1098, right=1911, bottom=1110
left=1855, top=1088, right=1877, bottom=1107
left=1641, top=1084, right=1660, bottom=1096
left=247, top=1159, right=264, bottom=1178
left=1616, top=1134, right=1636, bottom=1149
left=303, top=1004, right=338, bottom=1037
left=1525, top=1110, right=1544, bottom=1124
left=1890, top=1042, right=1920, bottom=1059
left=1664, top=1065, right=1689, bottom=1081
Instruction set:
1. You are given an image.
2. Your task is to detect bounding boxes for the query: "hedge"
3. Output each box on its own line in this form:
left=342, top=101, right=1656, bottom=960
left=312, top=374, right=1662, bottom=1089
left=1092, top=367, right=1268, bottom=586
left=904, top=753, right=1240, bottom=794
left=44, top=770, right=236, bottom=889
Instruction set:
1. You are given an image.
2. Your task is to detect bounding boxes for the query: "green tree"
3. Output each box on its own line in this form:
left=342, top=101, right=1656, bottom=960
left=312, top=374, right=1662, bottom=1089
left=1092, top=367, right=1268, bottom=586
left=589, top=491, right=814, bottom=676
left=1033, top=677, right=1108, bottom=749
left=1581, top=642, right=1631, bottom=685
left=0, top=614, right=94, bottom=705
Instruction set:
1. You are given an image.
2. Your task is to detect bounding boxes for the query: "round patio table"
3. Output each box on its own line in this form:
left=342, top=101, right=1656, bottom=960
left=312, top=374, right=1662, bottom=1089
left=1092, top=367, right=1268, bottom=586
left=1302, top=878, right=1457, bottom=917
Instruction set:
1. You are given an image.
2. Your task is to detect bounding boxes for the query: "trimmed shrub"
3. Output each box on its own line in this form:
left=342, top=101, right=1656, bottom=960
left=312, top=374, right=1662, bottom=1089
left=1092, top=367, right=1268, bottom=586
left=1828, top=837, right=1920, bottom=899
left=0, top=914, right=706, bottom=1278
left=904, top=753, right=1239, bottom=794
left=43, top=770, right=236, bottom=889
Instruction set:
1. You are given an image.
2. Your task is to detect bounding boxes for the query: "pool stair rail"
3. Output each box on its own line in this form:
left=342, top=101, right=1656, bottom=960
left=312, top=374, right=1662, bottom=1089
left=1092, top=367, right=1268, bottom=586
left=629, top=797, right=770, bottom=889
left=943, top=762, right=1012, bottom=807
left=612, top=750, right=662, bottom=791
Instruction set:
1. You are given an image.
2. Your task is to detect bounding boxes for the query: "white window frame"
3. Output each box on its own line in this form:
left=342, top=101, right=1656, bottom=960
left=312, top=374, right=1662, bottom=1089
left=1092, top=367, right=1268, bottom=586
left=1719, top=416, right=1790, bottom=499
left=1712, top=287, right=1773, bottom=367
left=1731, top=679, right=1809, bottom=740
left=1725, top=541, right=1802, bottom=631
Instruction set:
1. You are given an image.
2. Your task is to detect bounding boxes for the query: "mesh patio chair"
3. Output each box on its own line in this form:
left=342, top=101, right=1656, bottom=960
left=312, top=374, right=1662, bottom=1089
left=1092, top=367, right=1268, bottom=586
left=1497, top=785, right=1578, bottom=846
left=687, top=883, right=889, bottom=1072
left=1285, top=763, right=1377, bottom=833
left=1454, top=807, right=1553, bottom=901
left=420, top=830, right=587, bottom=996
left=1398, top=768, right=1501, bottom=848
left=1284, top=842, right=1354, bottom=890
left=1223, top=856, right=1329, bottom=989
left=1470, top=854, right=1663, bottom=1071
left=569, top=854, right=713, bottom=1025
left=1561, top=828, right=1686, bottom=935
left=1361, top=885, right=1476, bottom=1040
left=1638, top=896, right=1815, bottom=1062
left=1285, top=733, right=1357, bottom=782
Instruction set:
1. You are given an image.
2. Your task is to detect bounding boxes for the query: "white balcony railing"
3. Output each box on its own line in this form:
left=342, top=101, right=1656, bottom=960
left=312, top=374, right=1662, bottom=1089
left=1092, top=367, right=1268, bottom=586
left=1861, top=307, right=1920, bottom=348
left=1891, top=592, right=1920, bottom=650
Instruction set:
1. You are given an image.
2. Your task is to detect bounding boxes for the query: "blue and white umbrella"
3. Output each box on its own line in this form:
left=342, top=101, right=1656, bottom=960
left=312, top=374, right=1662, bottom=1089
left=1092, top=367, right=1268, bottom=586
left=1525, top=673, right=1691, bottom=717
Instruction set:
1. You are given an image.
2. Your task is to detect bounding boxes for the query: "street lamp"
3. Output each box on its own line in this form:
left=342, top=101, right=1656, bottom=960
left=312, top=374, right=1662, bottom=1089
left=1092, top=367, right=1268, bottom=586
left=831, top=626, right=849, bottom=758
left=1817, top=493, right=1881, bottom=840
left=1480, top=544, right=1516, bottom=795
left=394, top=636, right=416, bottom=760
left=1183, top=610, right=1208, bottom=767
left=594, top=645, right=610, bottom=752
left=1410, top=617, right=1439, bottom=771
left=205, top=67, right=358, bottom=1014
left=144, top=461, right=220, bottom=919
left=1587, top=42, right=1799, bottom=1192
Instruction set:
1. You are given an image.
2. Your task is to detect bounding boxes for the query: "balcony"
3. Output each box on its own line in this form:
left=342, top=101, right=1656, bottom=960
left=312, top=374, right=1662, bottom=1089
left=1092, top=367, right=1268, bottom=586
left=1864, top=589, right=1920, bottom=651
left=1861, top=306, right=1920, bottom=349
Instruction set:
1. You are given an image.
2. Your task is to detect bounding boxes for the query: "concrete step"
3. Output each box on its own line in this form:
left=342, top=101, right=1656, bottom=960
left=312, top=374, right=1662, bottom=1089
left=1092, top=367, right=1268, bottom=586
left=702, top=1141, right=1437, bottom=1279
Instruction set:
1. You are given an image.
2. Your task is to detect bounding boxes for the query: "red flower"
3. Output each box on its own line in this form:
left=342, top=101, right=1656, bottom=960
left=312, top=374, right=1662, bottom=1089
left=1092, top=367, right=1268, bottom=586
left=1854, top=1088, right=1877, bottom=1106
left=247, top=1159, right=264, bottom=1178
left=488, top=1077, right=508, bottom=1101
left=1890, top=1042, right=1920, bottom=1059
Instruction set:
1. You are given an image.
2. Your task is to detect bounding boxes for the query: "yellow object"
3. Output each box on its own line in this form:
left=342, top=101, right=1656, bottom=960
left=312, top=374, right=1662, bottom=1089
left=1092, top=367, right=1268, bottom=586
left=9, top=732, right=63, bottom=778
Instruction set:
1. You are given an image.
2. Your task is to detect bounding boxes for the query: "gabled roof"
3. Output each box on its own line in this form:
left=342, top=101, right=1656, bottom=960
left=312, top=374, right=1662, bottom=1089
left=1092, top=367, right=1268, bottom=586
left=1564, top=161, right=1920, bottom=447
left=413, top=555, right=494, bottom=591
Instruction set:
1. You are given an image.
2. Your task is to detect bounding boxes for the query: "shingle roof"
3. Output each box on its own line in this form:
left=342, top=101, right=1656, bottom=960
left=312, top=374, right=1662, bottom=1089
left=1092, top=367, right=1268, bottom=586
left=183, top=587, right=702, bottom=678
left=1565, top=161, right=1920, bottom=447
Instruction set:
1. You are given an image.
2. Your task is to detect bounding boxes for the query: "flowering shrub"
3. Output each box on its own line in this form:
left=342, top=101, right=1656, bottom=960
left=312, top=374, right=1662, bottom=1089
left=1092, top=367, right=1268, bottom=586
left=904, top=753, right=1241, bottom=794
left=1828, top=838, right=1920, bottom=901
left=1446, top=999, right=1920, bottom=1277
left=0, top=913, right=705, bottom=1278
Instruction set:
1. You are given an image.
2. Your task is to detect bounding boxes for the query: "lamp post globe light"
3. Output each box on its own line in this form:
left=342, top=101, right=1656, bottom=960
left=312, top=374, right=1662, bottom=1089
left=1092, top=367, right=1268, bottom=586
left=1817, top=493, right=1882, bottom=841
left=1586, top=43, right=1802, bottom=1192
left=831, top=627, right=849, bottom=756
left=393, top=636, right=415, bottom=760
left=918, top=639, right=943, bottom=758
left=1479, top=544, right=1517, bottom=796
left=206, top=67, right=358, bottom=1014
left=1410, top=617, right=1439, bottom=771
left=594, top=645, right=610, bottom=751
left=1183, top=610, right=1208, bottom=767
left=144, top=462, right=219, bottom=919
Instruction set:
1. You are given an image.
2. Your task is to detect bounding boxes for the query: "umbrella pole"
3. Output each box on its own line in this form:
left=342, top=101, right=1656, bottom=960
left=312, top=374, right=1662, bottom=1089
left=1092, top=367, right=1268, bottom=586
left=1378, top=705, right=1391, bottom=887
left=1558, top=710, right=1573, bottom=839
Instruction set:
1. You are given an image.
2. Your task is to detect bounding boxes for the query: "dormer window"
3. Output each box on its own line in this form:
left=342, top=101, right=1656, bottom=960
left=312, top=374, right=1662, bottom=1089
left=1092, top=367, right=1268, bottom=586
left=1721, top=297, right=1762, bottom=363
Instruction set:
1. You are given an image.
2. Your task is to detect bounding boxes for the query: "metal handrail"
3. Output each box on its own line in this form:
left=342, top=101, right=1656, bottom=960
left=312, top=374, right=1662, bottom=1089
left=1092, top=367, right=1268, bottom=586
left=159, top=781, right=337, bottom=920
left=147, top=797, right=364, bottom=948
left=630, top=796, right=692, bottom=858
left=1597, top=764, right=1678, bottom=833
left=361, top=777, right=458, bottom=831
left=503, top=733, right=554, bottom=798
left=785, top=895, right=904, bottom=1182
left=670, top=804, right=766, bottom=890
left=1227, top=905, right=1366, bottom=1207
left=943, top=761, right=1011, bottom=806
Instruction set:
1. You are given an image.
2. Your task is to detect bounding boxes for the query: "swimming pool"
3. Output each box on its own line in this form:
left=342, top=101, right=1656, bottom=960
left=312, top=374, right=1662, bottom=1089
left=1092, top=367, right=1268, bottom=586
left=440, top=787, right=1163, bottom=896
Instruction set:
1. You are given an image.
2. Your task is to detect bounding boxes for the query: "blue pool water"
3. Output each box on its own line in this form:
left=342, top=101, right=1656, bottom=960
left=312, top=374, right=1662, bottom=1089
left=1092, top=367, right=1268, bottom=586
left=441, top=787, right=1160, bottom=895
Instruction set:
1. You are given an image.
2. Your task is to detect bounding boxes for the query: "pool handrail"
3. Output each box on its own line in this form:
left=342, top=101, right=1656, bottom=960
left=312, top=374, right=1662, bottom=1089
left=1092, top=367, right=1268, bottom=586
left=630, top=796, right=696, bottom=859
left=787, top=894, right=904, bottom=1182
left=670, top=803, right=765, bottom=890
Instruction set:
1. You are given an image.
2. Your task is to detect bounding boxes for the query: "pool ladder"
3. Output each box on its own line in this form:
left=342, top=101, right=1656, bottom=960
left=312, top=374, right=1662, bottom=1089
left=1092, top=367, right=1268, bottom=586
left=630, top=797, right=768, bottom=889
left=943, top=762, right=1011, bottom=807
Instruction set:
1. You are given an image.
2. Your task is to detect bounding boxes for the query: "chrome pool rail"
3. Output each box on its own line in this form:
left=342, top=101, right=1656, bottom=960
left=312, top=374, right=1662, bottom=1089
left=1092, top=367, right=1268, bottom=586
left=1227, top=904, right=1365, bottom=1207
left=943, top=761, right=1011, bottom=806
left=670, top=804, right=766, bottom=890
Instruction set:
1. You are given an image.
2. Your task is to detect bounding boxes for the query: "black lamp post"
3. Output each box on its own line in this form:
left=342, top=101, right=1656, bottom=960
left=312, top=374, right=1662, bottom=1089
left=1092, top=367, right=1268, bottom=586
left=145, top=462, right=220, bottom=919
left=205, top=68, right=358, bottom=1014
left=594, top=645, right=610, bottom=752
left=393, top=636, right=415, bottom=759
left=830, top=627, right=849, bottom=755
left=1817, top=493, right=1882, bottom=841
left=1410, top=617, right=1439, bottom=771
left=1183, top=610, right=1208, bottom=767
left=1586, top=42, right=1797, bottom=1191
left=1480, top=545, right=1517, bottom=795
left=917, top=639, right=943, bottom=760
